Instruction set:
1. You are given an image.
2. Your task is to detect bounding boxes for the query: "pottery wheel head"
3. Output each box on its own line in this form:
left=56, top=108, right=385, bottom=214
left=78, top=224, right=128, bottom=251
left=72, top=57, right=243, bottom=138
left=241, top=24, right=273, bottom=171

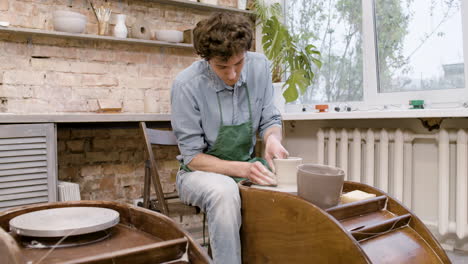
left=9, top=207, right=120, bottom=237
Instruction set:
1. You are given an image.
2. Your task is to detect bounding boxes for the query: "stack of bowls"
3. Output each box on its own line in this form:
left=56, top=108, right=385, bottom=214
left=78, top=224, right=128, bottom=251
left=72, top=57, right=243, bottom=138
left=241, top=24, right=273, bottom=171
left=154, top=30, right=184, bottom=43
left=53, top=10, right=87, bottom=34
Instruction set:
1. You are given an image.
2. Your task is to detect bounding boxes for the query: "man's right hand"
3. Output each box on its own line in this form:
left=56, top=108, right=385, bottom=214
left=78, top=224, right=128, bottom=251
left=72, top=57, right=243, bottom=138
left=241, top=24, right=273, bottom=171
left=188, top=154, right=276, bottom=185
left=241, top=161, right=276, bottom=186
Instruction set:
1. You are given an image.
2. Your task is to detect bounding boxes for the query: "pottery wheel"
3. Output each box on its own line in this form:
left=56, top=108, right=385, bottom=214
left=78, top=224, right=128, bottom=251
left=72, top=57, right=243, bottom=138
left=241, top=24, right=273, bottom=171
left=9, top=207, right=120, bottom=237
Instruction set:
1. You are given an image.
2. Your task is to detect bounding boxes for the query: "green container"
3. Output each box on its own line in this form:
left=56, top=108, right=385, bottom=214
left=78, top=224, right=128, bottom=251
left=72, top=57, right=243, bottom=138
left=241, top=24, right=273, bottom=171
left=409, top=100, right=424, bottom=109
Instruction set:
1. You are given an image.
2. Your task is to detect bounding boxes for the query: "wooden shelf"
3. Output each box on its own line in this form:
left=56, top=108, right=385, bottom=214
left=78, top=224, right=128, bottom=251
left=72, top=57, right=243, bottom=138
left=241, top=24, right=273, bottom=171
left=0, top=113, right=172, bottom=123
left=149, top=0, right=254, bottom=14
left=0, top=27, right=194, bottom=49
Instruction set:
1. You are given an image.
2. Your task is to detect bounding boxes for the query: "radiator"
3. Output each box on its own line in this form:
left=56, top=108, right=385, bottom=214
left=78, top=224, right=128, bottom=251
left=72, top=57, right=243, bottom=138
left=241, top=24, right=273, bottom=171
left=57, top=181, right=81, bottom=202
left=317, top=128, right=468, bottom=239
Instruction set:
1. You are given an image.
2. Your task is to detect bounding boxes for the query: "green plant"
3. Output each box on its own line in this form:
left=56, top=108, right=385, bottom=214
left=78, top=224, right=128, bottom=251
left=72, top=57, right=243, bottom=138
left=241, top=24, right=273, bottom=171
left=253, top=0, right=322, bottom=103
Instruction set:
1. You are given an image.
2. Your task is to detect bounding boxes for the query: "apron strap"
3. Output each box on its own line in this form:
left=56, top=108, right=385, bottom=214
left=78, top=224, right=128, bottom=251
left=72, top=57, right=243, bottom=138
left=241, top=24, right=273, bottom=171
left=216, top=92, right=224, bottom=125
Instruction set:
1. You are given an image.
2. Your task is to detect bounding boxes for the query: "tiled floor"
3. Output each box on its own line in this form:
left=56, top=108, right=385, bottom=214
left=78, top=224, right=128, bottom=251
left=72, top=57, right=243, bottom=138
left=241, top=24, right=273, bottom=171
left=447, top=250, right=468, bottom=263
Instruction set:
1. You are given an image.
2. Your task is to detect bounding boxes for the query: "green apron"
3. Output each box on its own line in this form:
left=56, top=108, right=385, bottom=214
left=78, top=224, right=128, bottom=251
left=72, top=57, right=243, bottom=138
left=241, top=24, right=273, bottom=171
left=181, top=84, right=269, bottom=182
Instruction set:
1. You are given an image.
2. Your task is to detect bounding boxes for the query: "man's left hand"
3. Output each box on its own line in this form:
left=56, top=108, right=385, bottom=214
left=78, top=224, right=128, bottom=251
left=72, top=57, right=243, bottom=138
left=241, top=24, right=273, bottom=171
left=264, top=134, right=289, bottom=172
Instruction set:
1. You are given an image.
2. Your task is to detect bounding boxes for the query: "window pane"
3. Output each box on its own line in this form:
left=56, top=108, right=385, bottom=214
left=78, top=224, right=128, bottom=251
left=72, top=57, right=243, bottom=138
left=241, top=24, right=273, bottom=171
left=375, top=0, right=464, bottom=93
left=286, top=0, right=363, bottom=103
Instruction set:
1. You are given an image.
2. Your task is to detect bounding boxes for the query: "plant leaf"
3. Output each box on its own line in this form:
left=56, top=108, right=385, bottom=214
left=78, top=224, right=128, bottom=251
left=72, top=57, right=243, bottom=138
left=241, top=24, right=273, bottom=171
left=283, top=69, right=310, bottom=103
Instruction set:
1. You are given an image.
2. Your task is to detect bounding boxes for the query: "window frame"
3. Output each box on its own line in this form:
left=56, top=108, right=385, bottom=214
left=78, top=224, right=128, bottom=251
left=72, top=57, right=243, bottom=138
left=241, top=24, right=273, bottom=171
left=363, top=0, right=468, bottom=106
left=282, top=0, right=468, bottom=107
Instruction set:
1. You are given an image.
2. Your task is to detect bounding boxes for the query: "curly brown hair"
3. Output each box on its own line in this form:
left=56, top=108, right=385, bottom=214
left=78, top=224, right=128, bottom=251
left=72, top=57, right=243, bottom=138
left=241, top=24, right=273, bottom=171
left=193, top=12, right=253, bottom=61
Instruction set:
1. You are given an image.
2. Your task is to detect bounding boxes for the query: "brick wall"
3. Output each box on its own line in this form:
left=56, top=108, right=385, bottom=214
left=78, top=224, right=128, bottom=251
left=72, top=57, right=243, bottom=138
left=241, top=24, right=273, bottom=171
left=57, top=125, right=206, bottom=237
left=0, top=0, right=237, bottom=113
left=0, top=0, right=238, bottom=235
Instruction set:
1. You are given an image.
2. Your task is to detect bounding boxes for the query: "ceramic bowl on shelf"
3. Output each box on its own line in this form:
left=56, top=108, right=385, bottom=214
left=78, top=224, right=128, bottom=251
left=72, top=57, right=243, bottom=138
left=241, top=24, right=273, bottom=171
left=53, top=10, right=87, bottom=34
left=154, top=30, right=184, bottom=43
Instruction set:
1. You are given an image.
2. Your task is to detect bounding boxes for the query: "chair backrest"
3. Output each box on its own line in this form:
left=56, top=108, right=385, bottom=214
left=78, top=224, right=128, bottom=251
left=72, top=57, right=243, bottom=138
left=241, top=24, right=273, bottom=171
left=145, top=127, right=178, bottom=146
left=139, top=122, right=179, bottom=215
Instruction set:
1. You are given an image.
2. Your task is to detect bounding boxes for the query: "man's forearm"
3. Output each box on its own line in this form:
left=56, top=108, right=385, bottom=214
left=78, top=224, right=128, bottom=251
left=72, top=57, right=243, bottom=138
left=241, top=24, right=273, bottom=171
left=187, top=153, right=246, bottom=178
left=263, top=126, right=283, bottom=143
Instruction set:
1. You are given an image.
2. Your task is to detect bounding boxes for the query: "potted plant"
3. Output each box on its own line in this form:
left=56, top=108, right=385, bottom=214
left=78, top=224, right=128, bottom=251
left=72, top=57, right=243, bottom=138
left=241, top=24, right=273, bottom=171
left=252, top=0, right=322, bottom=104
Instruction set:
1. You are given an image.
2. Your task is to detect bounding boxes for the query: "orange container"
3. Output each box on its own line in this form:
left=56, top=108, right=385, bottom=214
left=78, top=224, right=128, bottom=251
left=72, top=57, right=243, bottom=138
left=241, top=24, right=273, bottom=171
left=315, top=104, right=329, bottom=113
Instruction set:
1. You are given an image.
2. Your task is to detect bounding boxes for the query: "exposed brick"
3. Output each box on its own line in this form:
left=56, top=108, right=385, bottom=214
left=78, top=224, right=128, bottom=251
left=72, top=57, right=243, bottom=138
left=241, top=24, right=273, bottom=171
left=10, top=1, right=33, bottom=15
left=122, top=185, right=142, bottom=202
left=109, top=128, right=137, bottom=137
left=118, top=51, right=148, bottom=64
left=71, top=128, right=109, bottom=138
left=0, top=56, right=29, bottom=70
left=85, top=151, right=120, bottom=163
left=119, top=174, right=143, bottom=187
left=119, top=151, right=144, bottom=162
left=81, top=49, right=116, bottom=62
left=79, top=176, right=101, bottom=194
left=30, top=58, right=71, bottom=72
left=74, top=87, right=111, bottom=99
left=45, top=72, right=81, bottom=86
left=58, top=167, right=80, bottom=182
left=123, top=99, right=145, bottom=113
left=124, top=87, right=145, bottom=100
left=57, top=129, right=71, bottom=140
left=6, top=98, right=49, bottom=113
left=86, top=99, right=99, bottom=112
left=92, top=139, right=117, bottom=151
left=110, top=64, right=139, bottom=78
left=92, top=190, right=118, bottom=201
left=61, top=153, right=86, bottom=166
left=159, top=89, right=170, bottom=102
left=66, top=140, right=85, bottom=152
left=55, top=99, right=90, bottom=112
left=0, top=0, right=8, bottom=11
left=82, top=75, right=118, bottom=87
left=33, top=85, right=72, bottom=100
left=156, top=78, right=172, bottom=90
left=70, top=62, right=108, bottom=74
left=148, top=53, right=164, bottom=66
left=218, top=0, right=237, bottom=8
left=0, top=84, right=33, bottom=98
left=121, top=77, right=155, bottom=89
left=99, top=176, right=116, bottom=190
left=100, top=164, right=115, bottom=176
left=113, top=164, right=135, bottom=176
left=32, top=46, right=79, bottom=60
left=3, top=71, right=45, bottom=85
left=81, top=165, right=103, bottom=177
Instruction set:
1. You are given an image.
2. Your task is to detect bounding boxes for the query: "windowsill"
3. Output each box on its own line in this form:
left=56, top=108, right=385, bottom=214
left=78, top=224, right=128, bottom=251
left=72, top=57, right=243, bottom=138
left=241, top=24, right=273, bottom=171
left=2, top=108, right=467, bottom=123
left=281, top=107, right=468, bottom=120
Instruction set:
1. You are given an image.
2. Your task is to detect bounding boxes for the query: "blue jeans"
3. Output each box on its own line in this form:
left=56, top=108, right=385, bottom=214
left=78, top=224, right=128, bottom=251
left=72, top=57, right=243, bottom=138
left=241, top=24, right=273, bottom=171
left=176, top=170, right=242, bottom=264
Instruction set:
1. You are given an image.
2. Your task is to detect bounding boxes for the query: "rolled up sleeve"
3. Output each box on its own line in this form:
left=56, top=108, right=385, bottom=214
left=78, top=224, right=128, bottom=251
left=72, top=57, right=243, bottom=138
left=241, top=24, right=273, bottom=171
left=258, top=59, right=282, bottom=138
left=170, top=80, right=206, bottom=165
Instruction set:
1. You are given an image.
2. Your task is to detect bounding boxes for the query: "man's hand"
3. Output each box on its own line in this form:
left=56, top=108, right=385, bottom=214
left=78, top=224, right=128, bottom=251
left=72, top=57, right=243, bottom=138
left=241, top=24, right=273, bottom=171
left=264, top=130, right=289, bottom=172
left=188, top=154, right=275, bottom=185
left=239, top=161, right=277, bottom=185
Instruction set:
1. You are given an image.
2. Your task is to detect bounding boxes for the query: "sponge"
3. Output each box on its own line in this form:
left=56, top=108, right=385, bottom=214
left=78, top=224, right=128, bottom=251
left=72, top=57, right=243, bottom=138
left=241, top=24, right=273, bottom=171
left=341, top=190, right=376, bottom=204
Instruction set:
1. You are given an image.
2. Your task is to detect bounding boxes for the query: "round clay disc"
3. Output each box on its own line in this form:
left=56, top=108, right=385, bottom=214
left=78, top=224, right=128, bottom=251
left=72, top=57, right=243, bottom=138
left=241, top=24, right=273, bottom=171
left=9, top=207, right=120, bottom=237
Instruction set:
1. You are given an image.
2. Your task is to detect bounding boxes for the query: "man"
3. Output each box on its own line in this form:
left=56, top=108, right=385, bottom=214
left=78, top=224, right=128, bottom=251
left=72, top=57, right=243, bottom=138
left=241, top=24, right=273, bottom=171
left=171, top=12, right=288, bottom=264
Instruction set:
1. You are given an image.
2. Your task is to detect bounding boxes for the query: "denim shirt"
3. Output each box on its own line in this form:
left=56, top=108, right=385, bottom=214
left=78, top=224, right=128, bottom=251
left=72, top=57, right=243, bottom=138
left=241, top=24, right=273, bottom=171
left=170, top=52, right=282, bottom=165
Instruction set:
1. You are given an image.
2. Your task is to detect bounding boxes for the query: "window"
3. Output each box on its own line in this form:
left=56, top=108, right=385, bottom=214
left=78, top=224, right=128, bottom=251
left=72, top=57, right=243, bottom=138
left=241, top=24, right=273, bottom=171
left=285, top=0, right=468, bottom=106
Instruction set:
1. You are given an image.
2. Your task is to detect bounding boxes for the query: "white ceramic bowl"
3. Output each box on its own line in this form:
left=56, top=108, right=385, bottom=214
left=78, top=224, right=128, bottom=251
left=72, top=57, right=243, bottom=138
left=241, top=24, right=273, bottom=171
left=53, top=11, right=87, bottom=33
left=154, top=30, right=183, bottom=43
left=54, top=10, right=87, bottom=19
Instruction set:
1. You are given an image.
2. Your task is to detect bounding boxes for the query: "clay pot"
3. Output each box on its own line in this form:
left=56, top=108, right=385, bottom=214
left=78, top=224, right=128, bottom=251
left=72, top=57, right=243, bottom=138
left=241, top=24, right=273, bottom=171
left=297, top=164, right=344, bottom=209
left=273, top=157, right=303, bottom=187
